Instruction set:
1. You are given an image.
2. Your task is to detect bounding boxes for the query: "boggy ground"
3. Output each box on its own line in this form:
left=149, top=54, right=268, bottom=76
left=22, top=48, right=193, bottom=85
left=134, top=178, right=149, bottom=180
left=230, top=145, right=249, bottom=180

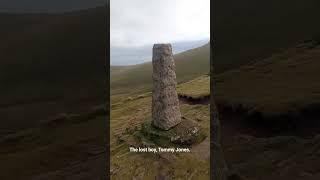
left=110, top=76, right=210, bottom=179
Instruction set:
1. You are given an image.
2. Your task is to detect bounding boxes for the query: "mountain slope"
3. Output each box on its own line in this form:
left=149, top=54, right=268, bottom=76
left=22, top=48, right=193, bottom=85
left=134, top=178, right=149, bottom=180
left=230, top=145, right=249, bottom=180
left=214, top=40, right=320, bottom=180
left=0, top=7, right=107, bottom=101
left=110, top=43, right=210, bottom=94
left=213, top=0, right=320, bottom=73
left=0, top=7, right=108, bottom=179
left=215, top=40, right=320, bottom=115
left=111, top=39, right=209, bottom=65
left=0, top=7, right=107, bottom=130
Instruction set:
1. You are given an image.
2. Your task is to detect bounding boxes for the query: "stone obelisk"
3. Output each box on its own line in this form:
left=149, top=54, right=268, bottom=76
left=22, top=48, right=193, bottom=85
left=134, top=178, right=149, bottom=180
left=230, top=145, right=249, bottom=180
left=152, top=44, right=182, bottom=130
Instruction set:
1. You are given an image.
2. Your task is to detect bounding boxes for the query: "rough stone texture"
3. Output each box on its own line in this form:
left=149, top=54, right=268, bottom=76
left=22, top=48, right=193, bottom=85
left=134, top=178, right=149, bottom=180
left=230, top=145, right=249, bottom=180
left=141, top=117, right=205, bottom=146
left=152, top=44, right=182, bottom=130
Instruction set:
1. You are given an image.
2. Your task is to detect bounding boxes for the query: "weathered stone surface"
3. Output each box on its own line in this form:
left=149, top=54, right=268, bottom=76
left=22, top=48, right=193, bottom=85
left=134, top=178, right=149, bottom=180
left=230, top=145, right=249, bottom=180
left=152, top=44, right=182, bottom=130
left=141, top=117, right=206, bottom=146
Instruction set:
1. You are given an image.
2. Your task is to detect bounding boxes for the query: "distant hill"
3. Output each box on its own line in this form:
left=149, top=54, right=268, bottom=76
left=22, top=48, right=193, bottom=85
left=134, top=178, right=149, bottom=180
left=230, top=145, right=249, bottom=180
left=111, top=39, right=209, bottom=65
left=213, top=0, right=320, bottom=73
left=110, top=43, right=210, bottom=95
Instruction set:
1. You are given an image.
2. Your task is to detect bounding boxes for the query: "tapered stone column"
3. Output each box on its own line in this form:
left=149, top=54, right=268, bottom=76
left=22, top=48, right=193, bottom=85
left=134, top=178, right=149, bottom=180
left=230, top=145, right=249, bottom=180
left=152, top=44, right=181, bottom=130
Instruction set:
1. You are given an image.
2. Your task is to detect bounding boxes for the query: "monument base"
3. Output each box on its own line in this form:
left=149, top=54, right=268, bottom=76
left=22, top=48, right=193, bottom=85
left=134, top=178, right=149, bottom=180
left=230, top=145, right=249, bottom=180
left=139, top=117, right=207, bottom=146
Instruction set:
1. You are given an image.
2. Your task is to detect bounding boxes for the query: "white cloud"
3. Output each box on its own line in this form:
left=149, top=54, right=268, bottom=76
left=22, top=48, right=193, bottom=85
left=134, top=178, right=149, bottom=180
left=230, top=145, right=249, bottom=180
left=110, top=0, right=210, bottom=48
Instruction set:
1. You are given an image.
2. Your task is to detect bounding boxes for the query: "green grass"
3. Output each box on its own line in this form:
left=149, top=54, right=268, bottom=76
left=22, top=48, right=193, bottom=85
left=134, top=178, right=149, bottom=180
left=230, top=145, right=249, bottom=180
left=110, top=39, right=210, bottom=178
left=177, top=75, right=210, bottom=98
left=110, top=76, right=210, bottom=179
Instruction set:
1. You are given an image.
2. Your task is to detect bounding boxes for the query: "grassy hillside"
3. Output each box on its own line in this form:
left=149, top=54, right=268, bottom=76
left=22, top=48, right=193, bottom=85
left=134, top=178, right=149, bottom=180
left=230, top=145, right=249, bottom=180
left=213, top=40, right=320, bottom=180
left=110, top=43, right=210, bottom=95
left=211, top=2, right=320, bottom=178
left=0, top=7, right=108, bottom=131
left=0, top=106, right=106, bottom=179
left=213, top=0, right=320, bottom=73
left=177, top=75, right=210, bottom=98
left=110, top=41, right=210, bottom=179
left=0, top=7, right=107, bottom=101
left=215, top=40, right=320, bottom=116
left=0, top=7, right=107, bottom=179
left=110, top=76, right=210, bottom=179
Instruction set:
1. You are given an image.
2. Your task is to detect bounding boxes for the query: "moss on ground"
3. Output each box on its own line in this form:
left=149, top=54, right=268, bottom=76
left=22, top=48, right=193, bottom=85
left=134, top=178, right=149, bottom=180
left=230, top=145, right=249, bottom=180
left=139, top=117, right=207, bottom=147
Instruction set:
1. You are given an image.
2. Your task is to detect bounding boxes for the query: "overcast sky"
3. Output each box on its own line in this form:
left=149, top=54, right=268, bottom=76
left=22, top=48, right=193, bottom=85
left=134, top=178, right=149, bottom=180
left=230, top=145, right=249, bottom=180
left=111, top=0, right=210, bottom=48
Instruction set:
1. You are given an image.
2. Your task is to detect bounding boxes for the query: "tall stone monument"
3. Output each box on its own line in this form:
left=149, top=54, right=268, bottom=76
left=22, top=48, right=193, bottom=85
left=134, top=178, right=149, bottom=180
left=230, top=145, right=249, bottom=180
left=152, top=44, right=182, bottom=130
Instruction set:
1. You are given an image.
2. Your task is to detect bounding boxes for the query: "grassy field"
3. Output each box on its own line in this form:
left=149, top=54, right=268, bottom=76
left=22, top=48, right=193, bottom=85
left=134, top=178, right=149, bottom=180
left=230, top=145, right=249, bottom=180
left=110, top=75, right=210, bottom=179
